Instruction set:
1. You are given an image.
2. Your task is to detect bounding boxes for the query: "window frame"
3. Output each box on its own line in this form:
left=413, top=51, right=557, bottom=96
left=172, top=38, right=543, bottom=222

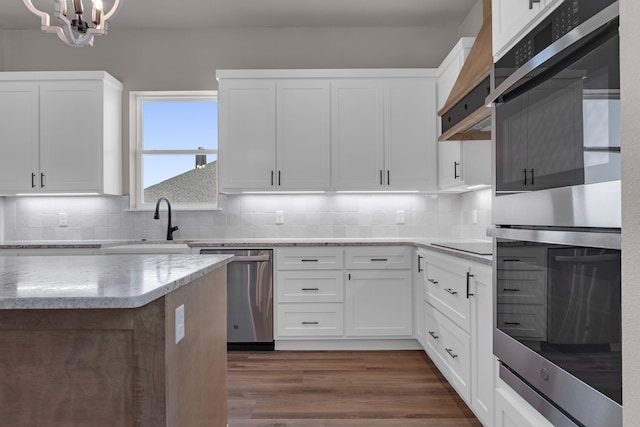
left=129, top=90, right=219, bottom=210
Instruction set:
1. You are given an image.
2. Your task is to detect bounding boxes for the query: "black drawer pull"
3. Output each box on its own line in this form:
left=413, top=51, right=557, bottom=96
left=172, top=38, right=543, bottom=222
left=445, top=348, right=458, bottom=359
left=466, top=272, right=474, bottom=299
left=417, top=255, right=423, bottom=272
left=31, top=173, right=36, bottom=188
left=370, top=258, right=388, bottom=262
left=428, top=278, right=438, bottom=284
left=444, top=288, right=458, bottom=295
left=504, top=321, right=521, bottom=326
left=428, top=331, right=439, bottom=340
left=503, top=288, right=521, bottom=292
left=301, top=288, right=319, bottom=291
left=301, top=259, right=319, bottom=262
left=502, top=259, right=521, bottom=262
left=302, top=321, right=319, bottom=325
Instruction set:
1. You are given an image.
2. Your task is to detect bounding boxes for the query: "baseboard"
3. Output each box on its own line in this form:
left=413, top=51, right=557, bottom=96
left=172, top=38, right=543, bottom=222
left=274, top=338, right=422, bottom=351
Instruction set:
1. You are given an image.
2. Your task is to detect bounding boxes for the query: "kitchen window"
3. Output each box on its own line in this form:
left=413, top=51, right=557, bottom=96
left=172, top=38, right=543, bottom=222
left=130, top=91, right=218, bottom=210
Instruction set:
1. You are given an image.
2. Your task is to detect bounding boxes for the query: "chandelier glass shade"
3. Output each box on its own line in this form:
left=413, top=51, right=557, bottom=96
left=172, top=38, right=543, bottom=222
left=22, top=0, right=122, bottom=47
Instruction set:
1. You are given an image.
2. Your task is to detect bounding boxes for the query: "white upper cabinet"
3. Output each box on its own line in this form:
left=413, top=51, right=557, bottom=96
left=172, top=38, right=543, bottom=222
left=277, top=80, right=331, bottom=190
left=219, top=70, right=438, bottom=193
left=218, top=79, right=277, bottom=191
left=331, top=79, right=384, bottom=190
left=492, top=0, right=563, bottom=61
left=332, top=77, right=437, bottom=191
left=219, top=78, right=331, bottom=192
left=0, top=72, right=122, bottom=195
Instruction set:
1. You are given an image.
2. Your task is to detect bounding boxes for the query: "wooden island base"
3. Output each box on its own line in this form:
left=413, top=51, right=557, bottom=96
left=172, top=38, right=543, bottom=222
left=0, top=267, right=228, bottom=427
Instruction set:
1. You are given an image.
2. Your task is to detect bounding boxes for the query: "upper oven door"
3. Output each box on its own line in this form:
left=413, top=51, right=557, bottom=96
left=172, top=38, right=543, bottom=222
left=494, top=18, right=620, bottom=194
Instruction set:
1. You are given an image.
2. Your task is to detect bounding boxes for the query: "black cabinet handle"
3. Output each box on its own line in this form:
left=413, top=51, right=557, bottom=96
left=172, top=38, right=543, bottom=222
left=380, top=170, right=383, bottom=185
left=302, top=321, right=319, bottom=325
left=370, top=258, right=388, bottom=262
left=271, top=170, right=274, bottom=186
left=40, top=173, right=45, bottom=188
left=445, top=348, right=458, bottom=359
left=301, top=259, right=319, bottom=263
left=504, top=321, right=521, bottom=326
left=529, top=0, right=540, bottom=9
left=466, top=272, right=474, bottom=299
left=428, top=278, right=438, bottom=284
left=530, top=168, right=535, bottom=186
left=454, top=161, right=460, bottom=179
left=301, top=288, right=320, bottom=291
left=428, top=331, right=439, bottom=340
left=523, top=168, right=527, bottom=186
left=417, top=255, right=423, bottom=272
left=502, top=259, right=521, bottom=262
left=348, top=273, right=351, bottom=280
left=31, top=173, right=36, bottom=188
left=387, top=170, right=390, bottom=185
left=444, top=288, right=458, bottom=295
left=278, top=170, right=281, bottom=186
left=503, top=288, right=521, bottom=292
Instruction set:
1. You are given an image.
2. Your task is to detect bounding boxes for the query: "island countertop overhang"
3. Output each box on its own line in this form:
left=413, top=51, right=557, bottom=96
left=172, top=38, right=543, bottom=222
left=0, top=254, right=233, bottom=310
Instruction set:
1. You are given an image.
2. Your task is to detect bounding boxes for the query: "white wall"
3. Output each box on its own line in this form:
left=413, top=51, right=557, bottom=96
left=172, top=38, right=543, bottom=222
left=459, top=0, right=484, bottom=38
left=621, top=0, right=640, bottom=424
left=2, top=193, right=471, bottom=241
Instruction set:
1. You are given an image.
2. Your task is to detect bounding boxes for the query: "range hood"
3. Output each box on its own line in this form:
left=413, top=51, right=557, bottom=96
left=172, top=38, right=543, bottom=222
left=438, top=0, right=492, bottom=141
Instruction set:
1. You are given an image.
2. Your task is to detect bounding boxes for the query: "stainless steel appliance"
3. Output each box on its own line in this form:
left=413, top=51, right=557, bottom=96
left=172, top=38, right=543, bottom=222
left=487, top=1, right=622, bottom=426
left=489, top=0, right=620, bottom=229
left=200, top=248, right=273, bottom=350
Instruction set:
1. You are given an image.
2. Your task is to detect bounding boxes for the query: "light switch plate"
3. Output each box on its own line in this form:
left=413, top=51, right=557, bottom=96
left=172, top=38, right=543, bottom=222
left=175, top=304, right=185, bottom=344
left=396, top=211, right=405, bottom=224
left=472, top=209, right=478, bottom=224
left=275, top=211, right=285, bottom=225
left=59, top=213, right=68, bottom=227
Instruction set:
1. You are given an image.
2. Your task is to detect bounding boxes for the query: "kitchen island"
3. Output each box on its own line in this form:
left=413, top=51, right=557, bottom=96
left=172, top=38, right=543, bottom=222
left=0, top=254, right=232, bottom=427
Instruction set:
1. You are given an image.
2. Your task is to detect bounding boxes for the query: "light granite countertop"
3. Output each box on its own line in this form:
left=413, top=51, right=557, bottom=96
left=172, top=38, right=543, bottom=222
left=0, top=237, right=493, bottom=265
left=0, top=254, right=233, bottom=310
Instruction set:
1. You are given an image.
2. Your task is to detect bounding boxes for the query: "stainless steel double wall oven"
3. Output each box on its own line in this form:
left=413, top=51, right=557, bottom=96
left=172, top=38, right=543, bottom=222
left=488, top=1, right=621, bottom=426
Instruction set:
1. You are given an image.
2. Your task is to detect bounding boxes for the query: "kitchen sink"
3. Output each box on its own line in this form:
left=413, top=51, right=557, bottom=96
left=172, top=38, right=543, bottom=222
left=101, top=243, right=192, bottom=255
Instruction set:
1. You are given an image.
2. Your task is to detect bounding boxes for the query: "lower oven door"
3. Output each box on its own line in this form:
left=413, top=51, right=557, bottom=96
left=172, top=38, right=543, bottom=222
left=489, top=227, right=621, bottom=427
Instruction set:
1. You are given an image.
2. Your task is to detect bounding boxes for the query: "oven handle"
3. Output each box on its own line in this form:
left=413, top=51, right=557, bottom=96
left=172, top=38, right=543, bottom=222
left=486, top=2, right=619, bottom=105
left=487, top=227, right=620, bottom=250
left=553, top=254, right=620, bottom=263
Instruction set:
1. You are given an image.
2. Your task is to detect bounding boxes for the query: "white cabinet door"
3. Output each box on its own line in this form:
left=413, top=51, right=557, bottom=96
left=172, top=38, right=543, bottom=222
left=219, top=79, right=277, bottom=191
left=345, top=270, right=413, bottom=337
left=0, top=82, right=39, bottom=192
left=384, top=79, right=437, bottom=191
left=331, top=79, right=384, bottom=190
left=438, top=141, right=463, bottom=189
left=39, top=81, right=102, bottom=192
left=277, top=80, right=331, bottom=190
left=470, top=263, right=494, bottom=427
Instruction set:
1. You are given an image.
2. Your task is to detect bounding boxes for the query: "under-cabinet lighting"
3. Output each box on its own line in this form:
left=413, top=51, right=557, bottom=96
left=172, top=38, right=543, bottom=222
left=240, top=191, right=327, bottom=195
left=465, top=185, right=490, bottom=190
left=335, top=190, right=420, bottom=194
left=15, top=193, right=100, bottom=196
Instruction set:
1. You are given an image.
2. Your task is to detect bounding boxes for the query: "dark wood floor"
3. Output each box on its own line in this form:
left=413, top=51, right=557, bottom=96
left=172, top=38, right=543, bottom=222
left=227, top=350, right=482, bottom=427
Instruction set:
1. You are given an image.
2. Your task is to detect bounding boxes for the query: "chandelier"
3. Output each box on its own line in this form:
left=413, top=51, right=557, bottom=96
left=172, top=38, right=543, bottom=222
left=22, top=0, right=122, bottom=47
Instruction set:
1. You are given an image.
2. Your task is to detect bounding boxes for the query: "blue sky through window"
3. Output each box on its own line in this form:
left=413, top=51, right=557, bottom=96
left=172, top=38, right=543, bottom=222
left=142, top=100, right=218, bottom=187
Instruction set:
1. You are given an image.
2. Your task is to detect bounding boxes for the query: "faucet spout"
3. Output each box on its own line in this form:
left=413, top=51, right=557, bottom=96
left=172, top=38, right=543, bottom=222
left=153, top=197, right=179, bottom=241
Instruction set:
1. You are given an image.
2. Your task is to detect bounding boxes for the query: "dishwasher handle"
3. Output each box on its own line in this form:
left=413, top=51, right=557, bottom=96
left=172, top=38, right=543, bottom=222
left=232, top=255, right=271, bottom=262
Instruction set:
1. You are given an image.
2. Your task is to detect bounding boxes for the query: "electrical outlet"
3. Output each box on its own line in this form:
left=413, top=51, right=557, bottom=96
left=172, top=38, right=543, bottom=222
left=275, top=211, right=285, bottom=225
left=175, top=304, right=185, bottom=344
left=396, top=210, right=405, bottom=224
left=59, top=213, right=68, bottom=227
left=472, top=209, right=478, bottom=224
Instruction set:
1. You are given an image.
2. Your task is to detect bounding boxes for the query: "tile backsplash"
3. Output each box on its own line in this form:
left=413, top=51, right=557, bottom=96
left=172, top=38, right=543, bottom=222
left=1, top=189, right=492, bottom=242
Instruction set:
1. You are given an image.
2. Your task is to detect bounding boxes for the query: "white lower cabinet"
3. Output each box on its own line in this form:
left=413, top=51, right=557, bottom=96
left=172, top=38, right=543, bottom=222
left=423, top=251, right=494, bottom=426
left=495, top=378, right=554, bottom=427
left=274, top=246, right=413, bottom=342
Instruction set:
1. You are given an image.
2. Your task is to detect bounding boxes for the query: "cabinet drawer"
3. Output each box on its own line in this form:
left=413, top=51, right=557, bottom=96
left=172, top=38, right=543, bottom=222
left=497, top=304, right=546, bottom=340
left=424, top=302, right=471, bottom=403
left=277, top=270, right=344, bottom=303
left=344, top=246, right=412, bottom=269
left=276, top=247, right=344, bottom=270
left=276, top=303, right=344, bottom=337
left=425, top=260, right=471, bottom=333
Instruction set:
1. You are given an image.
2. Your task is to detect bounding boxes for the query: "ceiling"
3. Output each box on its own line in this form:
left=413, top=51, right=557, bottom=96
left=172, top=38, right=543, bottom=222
left=1, top=0, right=478, bottom=30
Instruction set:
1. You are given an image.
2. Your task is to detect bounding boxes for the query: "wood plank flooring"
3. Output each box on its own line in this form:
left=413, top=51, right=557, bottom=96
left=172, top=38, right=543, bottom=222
left=227, top=350, right=482, bottom=427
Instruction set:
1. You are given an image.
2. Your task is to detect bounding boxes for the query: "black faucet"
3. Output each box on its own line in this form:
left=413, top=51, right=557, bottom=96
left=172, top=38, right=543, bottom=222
left=153, top=197, right=179, bottom=240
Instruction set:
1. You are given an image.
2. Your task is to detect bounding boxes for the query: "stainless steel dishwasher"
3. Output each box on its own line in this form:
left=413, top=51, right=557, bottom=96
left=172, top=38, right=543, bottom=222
left=200, top=248, right=273, bottom=350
